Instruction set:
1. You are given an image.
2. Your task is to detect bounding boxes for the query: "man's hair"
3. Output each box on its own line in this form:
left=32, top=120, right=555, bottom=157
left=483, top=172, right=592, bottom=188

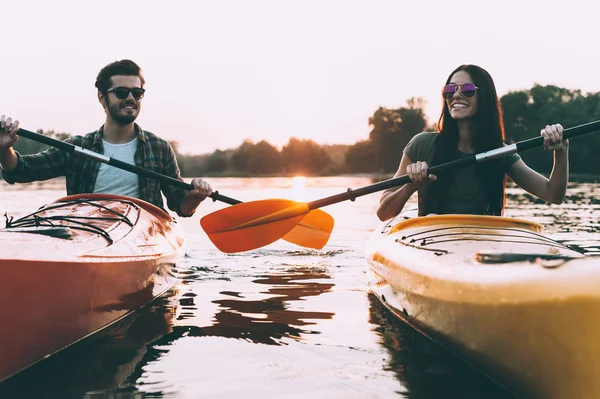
left=95, top=59, right=145, bottom=93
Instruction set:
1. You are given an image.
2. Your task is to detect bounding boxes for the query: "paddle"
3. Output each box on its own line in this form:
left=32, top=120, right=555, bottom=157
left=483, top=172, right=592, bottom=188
left=12, top=128, right=239, bottom=204
left=201, top=119, right=600, bottom=253
left=9, top=128, right=334, bottom=249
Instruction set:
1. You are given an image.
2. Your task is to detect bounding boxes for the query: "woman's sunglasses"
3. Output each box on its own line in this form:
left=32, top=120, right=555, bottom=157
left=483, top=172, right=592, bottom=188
left=442, top=83, right=478, bottom=99
left=105, top=87, right=146, bottom=100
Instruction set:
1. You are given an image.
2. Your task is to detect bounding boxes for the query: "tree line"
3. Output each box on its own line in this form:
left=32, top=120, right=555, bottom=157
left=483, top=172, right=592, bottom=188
left=7, top=84, right=600, bottom=177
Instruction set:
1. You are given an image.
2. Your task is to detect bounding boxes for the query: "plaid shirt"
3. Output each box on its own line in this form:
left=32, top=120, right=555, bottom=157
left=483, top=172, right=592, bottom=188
left=1, top=125, right=190, bottom=216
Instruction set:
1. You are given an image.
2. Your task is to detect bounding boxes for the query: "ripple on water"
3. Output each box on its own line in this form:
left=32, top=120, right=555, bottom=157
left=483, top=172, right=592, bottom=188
left=2, top=178, right=600, bottom=398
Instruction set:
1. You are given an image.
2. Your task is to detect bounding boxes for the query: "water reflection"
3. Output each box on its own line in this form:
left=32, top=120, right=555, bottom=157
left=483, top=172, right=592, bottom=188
left=3, top=177, right=600, bottom=398
left=505, top=181, right=600, bottom=255
left=367, top=293, right=514, bottom=399
left=0, top=291, right=179, bottom=399
left=171, top=266, right=335, bottom=345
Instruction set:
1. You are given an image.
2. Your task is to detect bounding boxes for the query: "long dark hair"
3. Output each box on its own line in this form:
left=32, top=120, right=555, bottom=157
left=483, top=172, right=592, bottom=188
left=423, top=64, right=507, bottom=215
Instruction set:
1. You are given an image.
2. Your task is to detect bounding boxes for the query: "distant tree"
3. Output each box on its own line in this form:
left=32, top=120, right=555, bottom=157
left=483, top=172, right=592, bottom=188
left=246, top=140, right=282, bottom=174
left=14, top=130, right=71, bottom=155
left=230, top=140, right=252, bottom=172
left=178, top=154, right=209, bottom=176
left=499, top=91, right=531, bottom=143
left=15, top=83, right=600, bottom=180
left=281, top=138, right=331, bottom=175
left=344, top=140, right=377, bottom=173
left=501, top=85, right=600, bottom=174
left=204, top=150, right=229, bottom=173
left=321, top=144, right=351, bottom=174
left=368, top=97, right=427, bottom=173
left=231, top=140, right=282, bottom=174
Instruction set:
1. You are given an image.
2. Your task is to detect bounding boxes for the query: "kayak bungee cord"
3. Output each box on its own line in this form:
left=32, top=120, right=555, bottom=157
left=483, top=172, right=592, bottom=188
left=393, top=225, right=580, bottom=263
left=399, top=226, right=575, bottom=250
left=3, top=198, right=138, bottom=243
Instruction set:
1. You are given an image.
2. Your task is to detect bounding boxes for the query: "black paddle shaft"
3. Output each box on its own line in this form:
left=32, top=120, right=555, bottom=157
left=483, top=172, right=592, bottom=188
left=308, top=120, right=600, bottom=210
left=13, top=128, right=242, bottom=205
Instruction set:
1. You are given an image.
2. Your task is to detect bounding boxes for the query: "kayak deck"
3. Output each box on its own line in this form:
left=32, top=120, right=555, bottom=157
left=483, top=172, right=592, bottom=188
left=0, top=194, right=184, bottom=382
left=2, top=194, right=184, bottom=262
left=366, top=213, right=600, bottom=397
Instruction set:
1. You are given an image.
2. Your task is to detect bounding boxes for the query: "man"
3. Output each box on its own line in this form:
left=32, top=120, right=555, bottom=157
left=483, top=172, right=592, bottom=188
left=0, top=59, right=212, bottom=217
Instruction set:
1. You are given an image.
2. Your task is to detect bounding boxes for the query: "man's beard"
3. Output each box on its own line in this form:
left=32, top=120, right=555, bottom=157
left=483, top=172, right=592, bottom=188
left=107, top=98, right=139, bottom=125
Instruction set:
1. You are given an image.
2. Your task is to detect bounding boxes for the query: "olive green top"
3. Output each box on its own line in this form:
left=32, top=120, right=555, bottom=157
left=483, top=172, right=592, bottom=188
left=404, top=132, right=521, bottom=215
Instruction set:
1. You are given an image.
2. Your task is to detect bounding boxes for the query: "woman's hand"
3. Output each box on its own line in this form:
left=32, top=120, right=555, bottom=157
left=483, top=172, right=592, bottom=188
left=406, top=161, right=437, bottom=187
left=541, top=123, right=568, bottom=152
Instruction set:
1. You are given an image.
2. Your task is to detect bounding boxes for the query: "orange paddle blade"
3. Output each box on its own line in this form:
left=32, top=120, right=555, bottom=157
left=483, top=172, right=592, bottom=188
left=200, top=199, right=311, bottom=253
left=282, top=209, right=334, bottom=249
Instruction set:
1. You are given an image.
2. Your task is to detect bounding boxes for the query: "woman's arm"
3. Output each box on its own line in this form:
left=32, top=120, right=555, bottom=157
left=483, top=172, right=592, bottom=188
left=507, top=124, right=569, bottom=204
left=376, top=154, right=436, bottom=221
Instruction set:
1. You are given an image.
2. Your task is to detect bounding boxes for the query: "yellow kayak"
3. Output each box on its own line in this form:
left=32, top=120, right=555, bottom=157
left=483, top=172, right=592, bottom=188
left=366, top=212, right=600, bottom=398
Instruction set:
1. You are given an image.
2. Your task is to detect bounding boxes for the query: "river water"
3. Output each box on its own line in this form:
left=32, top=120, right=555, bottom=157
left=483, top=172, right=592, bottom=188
left=1, top=176, right=598, bottom=398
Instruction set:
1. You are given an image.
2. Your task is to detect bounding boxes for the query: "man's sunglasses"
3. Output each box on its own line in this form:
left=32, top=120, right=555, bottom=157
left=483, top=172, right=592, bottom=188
left=442, top=83, right=478, bottom=99
left=105, top=87, right=146, bottom=100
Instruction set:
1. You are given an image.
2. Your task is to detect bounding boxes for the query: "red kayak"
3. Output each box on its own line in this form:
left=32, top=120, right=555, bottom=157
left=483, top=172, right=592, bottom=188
left=0, top=194, right=185, bottom=381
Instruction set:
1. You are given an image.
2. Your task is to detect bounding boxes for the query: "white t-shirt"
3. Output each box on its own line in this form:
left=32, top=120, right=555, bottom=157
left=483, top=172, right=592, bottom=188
left=93, top=138, right=140, bottom=198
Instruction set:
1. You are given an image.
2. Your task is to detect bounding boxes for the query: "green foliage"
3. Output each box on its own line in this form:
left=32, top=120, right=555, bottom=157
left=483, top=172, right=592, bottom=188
left=501, top=85, right=600, bottom=174
left=366, top=97, right=428, bottom=173
left=231, top=140, right=282, bottom=174
left=204, top=150, right=229, bottom=173
left=10, top=84, right=600, bottom=178
left=345, top=140, right=377, bottom=173
left=281, top=138, right=332, bottom=175
left=14, top=130, right=70, bottom=154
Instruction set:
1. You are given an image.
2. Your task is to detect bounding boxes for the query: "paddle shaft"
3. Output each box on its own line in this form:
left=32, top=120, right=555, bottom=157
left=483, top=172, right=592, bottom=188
left=308, top=120, right=600, bottom=210
left=14, top=128, right=242, bottom=205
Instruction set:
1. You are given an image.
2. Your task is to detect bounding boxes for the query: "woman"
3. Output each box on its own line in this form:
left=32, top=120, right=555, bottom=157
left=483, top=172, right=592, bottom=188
left=376, top=64, right=568, bottom=221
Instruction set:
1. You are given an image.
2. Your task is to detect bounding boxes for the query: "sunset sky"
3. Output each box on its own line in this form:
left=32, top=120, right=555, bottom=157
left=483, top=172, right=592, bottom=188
left=2, top=0, right=597, bottom=154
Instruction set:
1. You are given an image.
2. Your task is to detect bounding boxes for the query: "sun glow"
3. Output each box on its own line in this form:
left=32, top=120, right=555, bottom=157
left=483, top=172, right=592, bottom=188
left=291, top=176, right=307, bottom=189
left=288, top=176, right=310, bottom=200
